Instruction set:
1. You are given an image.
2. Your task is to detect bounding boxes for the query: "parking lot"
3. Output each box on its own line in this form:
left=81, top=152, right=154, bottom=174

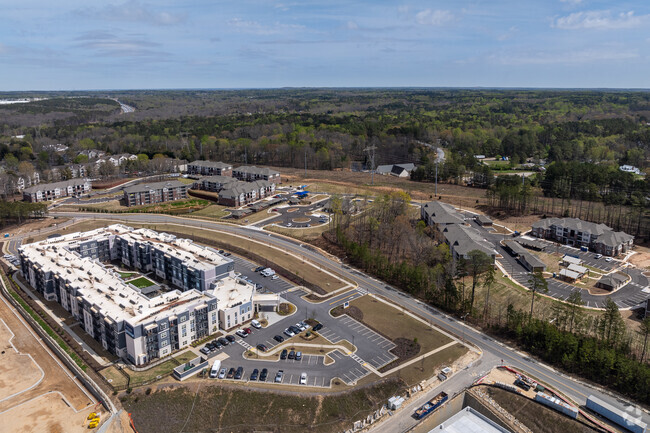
left=192, top=249, right=402, bottom=388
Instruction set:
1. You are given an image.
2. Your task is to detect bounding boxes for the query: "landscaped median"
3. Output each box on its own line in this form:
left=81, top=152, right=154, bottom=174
left=243, top=332, right=356, bottom=365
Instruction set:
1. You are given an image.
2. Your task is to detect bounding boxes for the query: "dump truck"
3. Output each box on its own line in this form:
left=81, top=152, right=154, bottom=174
left=414, top=392, right=448, bottom=420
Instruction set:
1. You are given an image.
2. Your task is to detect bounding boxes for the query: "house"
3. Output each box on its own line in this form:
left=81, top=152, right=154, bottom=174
left=15, top=173, right=40, bottom=191
left=108, top=154, right=138, bottom=166
left=51, top=164, right=87, bottom=180
left=43, top=143, right=68, bottom=153
left=123, top=181, right=188, bottom=207
left=79, top=149, right=106, bottom=160
left=376, top=163, right=416, bottom=177
left=232, top=166, right=281, bottom=183
left=562, top=255, right=582, bottom=267
left=596, top=274, right=627, bottom=291
left=23, top=179, right=91, bottom=202
left=558, top=269, right=581, bottom=282
left=531, top=218, right=633, bottom=257
left=441, top=224, right=496, bottom=263
left=620, top=165, right=641, bottom=175
left=187, top=160, right=233, bottom=177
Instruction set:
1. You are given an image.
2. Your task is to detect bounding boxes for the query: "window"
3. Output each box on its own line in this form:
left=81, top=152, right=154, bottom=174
left=181, top=326, right=187, bottom=337
left=160, top=331, right=168, bottom=339
left=211, top=312, right=217, bottom=322
left=190, top=320, right=195, bottom=331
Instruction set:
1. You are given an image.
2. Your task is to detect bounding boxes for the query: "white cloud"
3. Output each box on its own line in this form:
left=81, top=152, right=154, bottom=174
left=76, top=1, right=186, bottom=26
left=228, top=18, right=304, bottom=35
left=553, top=10, right=648, bottom=30
left=559, top=0, right=583, bottom=5
left=489, top=47, right=638, bottom=65
left=415, top=9, right=453, bottom=26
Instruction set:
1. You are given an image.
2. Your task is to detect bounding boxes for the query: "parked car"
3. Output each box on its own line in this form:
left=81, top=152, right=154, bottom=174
left=605, top=257, right=613, bottom=262
left=257, top=344, right=268, bottom=352
left=288, top=350, right=296, bottom=360
left=300, top=373, right=307, bottom=385
left=275, top=370, right=284, bottom=383
left=207, top=342, right=216, bottom=350
left=234, top=367, right=243, bottom=380
left=218, top=368, right=227, bottom=379
left=260, top=368, right=268, bottom=382
left=283, top=328, right=295, bottom=338
left=218, top=337, right=229, bottom=346
left=273, top=335, right=284, bottom=343
left=213, top=340, right=223, bottom=349
left=255, top=266, right=265, bottom=272
left=289, top=325, right=301, bottom=335
left=218, top=250, right=224, bottom=254
left=246, top=279, right=254, bottom=284
left=295, top=323, right=306, bottom=332
left=595, top=254, right=603, bottom=259
left=271, top=275, right=279, bottom=280
left=226, top=368, right=235, bottom=379
left=280, top=349, right=288, bottom=360
left=223, top=252, right=231, bottom=257
left=200, top=346, right=210, bottom=355
left=226, top=335, right=236, bottom=343
left=236, top=330, right=248, bottom=338
left=300, top=321, right=310, bottom=330
left=295, top=351, right=302, bottom=361
left=313, top=323, right=323, bottom=331
left=286, top=223, right=292, bottom=227
left=250, top=369, right=259, bottom=381
left=251, top=319, right=262, bottom=329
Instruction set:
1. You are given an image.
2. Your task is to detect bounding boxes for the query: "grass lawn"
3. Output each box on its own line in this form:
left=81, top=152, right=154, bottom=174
left=226, top=209, right=281, bottom=225
left=127, top=276, right=155, bottom=288
left=397, top=344, right=467, bottom=386
left=118, top=271, right=136, bottom=279
left=265, top=223, right=329, bottom=241
left=126, top=351, right=197, bottom=387
left=185, top=204, right=229, bottom=220
left=100, top=366, right=129, bottom=389
left=349, top=296, right=453, bottom=351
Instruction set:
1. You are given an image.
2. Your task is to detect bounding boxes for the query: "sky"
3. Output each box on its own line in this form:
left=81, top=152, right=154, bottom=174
left=1, top=0, right=650, bottom=90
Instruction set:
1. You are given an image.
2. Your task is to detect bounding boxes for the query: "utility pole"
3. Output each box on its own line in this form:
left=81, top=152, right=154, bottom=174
left=435, top=159, right=438, bottom=196
left=364, top=144, right=377, bottom=185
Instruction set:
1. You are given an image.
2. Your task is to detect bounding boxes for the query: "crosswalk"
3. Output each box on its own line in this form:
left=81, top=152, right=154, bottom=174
left=237, top=340, right=253, bottom=350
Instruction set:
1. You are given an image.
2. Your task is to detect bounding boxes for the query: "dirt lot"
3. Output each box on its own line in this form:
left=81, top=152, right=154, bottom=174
left=0, top=289, right=96, bottom=432
left=629, top=247, right=650, bottom=269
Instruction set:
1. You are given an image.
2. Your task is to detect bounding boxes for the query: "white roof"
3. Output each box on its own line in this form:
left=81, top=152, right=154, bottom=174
left=210, top=278, right=254, bottom=309
left=559, top=269, right=581, bottom=280
left=567, top=263, right=588, bottom=275
left=562, top=255, right=582, bottom=265
left=430, top=407, right=511, bottom=433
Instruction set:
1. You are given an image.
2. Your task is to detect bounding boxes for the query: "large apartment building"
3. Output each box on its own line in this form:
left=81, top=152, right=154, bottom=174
left=232, top=166, right=281, bottom=183
left=531, top=218, right=633, bottom=256
left=23, top=178, right=91, bottom=202
left=218, top=180, right=276, bottom=207
left=187, top=160, right=233, bottom=177
left=421, top=200, right=497, bottom=263
left=17, top=225, right=269, bottom=365
left=123, top=180, right=188, bottom=207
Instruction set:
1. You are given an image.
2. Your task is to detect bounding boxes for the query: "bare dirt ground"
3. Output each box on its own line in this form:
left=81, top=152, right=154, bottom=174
left=629, top=246, right=650, bottom=269
left=0, top=291, right=96, bottom=431
left=0, top=318, right=43, bottom=400
left=4, top=217, right=71, bottom=237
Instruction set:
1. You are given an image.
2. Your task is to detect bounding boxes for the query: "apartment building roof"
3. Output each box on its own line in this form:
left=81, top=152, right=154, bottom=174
left=521, top=251, right=546, bottom=270
left=443, top=224, right=496, bottom=257
left=233, top=165, right=280, bottom=176
left=422, top=201, right=465, bottom=225
left=123, top=180, right=186, bottom=194
left=189, top=160, right=232, bottom=169
left=196, top=175, right=238, bottom=186
left=597, top=273, right=627, bottom=289
left=532, top=217, right=633, bottom=247
left=211, top=278, right=254, bottom=309
left=219, top=179, right=273, bottom=199
left=23, top=178, right=88, bottom=194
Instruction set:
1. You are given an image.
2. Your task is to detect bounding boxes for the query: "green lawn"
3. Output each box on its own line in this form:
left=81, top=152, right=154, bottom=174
left=128, top=276, right=155, bottom=288
left=118, top=271, right=136, bottom=279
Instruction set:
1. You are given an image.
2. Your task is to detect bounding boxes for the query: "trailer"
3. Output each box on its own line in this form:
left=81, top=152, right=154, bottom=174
left=586, top=395, right=647, bottom=433
left=414, top=392, right=448, bottom=420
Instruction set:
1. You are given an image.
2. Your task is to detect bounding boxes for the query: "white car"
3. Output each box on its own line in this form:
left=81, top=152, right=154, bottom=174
left=283, top=328, right=295, bottom=337
left=605, top=257, right=613, bottom=262
left=595, top=254, right=603, bottom=259
left=271, top=275, right=279, bottom=280
left=300, top=372, right=307, bottom=385
left=295, top=322, right=306, bottom=332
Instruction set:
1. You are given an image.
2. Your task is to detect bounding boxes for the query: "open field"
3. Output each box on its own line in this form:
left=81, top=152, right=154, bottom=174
left=184, top=204, right=229, bottom=220
left=121, top=378, right=404, bottom=433
left=0, top=280, right=96, bottom=431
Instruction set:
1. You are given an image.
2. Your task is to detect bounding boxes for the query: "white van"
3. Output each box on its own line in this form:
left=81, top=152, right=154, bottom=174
left=210, top=360, right=222, bottom=378
left=261, top=268, right=275, bottom=277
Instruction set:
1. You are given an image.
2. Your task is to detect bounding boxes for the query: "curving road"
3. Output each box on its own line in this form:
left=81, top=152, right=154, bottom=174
left=9, top=211, right=650, bottom=431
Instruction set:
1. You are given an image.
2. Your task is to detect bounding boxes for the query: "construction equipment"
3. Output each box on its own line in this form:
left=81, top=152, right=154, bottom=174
left=87, top=413, right=97, bottom=420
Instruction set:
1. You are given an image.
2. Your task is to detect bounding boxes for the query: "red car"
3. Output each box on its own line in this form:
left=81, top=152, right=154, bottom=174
left=244, top=327, right=252, bottom=334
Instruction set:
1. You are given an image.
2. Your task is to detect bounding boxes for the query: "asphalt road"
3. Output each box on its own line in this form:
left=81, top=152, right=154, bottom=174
left=12, top=211, right=650, bottom=430
left=251, top=195, right=329, bottom=228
